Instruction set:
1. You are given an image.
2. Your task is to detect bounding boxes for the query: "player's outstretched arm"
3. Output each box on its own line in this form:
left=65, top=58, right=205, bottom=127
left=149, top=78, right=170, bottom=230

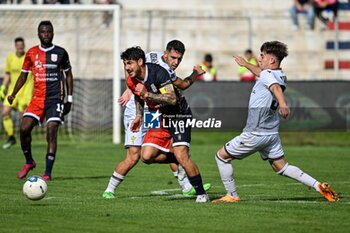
left=174, top=65, right=205, bottom=90
left=63, top=69, right=73, bottom=115
left=234, top=55, right=262, bottom=77
left=270, top=83, right=290, bottom=119
left=7, top=72, right=28, bottom=104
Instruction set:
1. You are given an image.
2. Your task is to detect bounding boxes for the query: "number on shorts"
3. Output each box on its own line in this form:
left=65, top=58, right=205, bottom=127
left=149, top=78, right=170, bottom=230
left=174, top=121, right=185, bottom=135
left=56, top=103, right=64, bottom=113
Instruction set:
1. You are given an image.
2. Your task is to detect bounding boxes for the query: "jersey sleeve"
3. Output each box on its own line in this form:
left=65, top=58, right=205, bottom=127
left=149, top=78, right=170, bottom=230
left=126, top=76, right=147, bottom=97
left=126, top=77, right=137, bottom=94
left=61, top=49, right=71, bottom=71
left=5, top=54, right=11, bottom=73
left=22, top=50, right=33, bottom=73
left=260, top=70, right=279, bottom=89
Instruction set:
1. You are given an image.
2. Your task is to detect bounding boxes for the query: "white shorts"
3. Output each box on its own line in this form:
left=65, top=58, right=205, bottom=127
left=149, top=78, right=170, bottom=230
left=224, top=132, right=284, bottom=161
left=124, top=114, right=147, bottom=148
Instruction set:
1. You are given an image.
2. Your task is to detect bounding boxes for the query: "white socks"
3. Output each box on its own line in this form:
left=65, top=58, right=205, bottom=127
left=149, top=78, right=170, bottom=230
left=215, top=152, right=321, bottom=197
left=215, top=153, right=239, bottom=197
left=173, top=167, right=193, bottom=193
left=179, top=177, right=193, bottom=193
left=105, top=171, right=125, bottom=193
left=278, top=163, right=320, bottom=192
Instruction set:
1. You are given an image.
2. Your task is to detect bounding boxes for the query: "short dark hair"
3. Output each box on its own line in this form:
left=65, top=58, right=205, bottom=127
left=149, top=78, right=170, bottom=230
left=245, top=49, right=253, bottom=54
left=120, top=46, right=145, bottom=64
left=14, top=37, right=24, bottom=43
left=166, top=40, right=185, bottom=55
left=204, top=53, right=213, bottom=62
left=38, top=20, right=54, bottom=32
left=260, top=41, right=288, bottom=63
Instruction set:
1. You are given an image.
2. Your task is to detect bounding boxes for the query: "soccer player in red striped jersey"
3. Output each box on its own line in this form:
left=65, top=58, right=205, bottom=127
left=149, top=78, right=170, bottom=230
left=122, top=47, right=209, bottom=203
left=8, top=21, right=73, bottom=181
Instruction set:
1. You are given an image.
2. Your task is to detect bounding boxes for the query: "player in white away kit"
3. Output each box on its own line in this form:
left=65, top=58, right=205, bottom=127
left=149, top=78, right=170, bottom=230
left=213, top=41, right=339, bottom=203
left=103, top=40, right=211, bottom=199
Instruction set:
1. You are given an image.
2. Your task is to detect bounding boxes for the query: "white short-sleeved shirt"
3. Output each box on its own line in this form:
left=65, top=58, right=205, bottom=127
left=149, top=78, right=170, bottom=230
left=243, top=69, right=287, bottom=135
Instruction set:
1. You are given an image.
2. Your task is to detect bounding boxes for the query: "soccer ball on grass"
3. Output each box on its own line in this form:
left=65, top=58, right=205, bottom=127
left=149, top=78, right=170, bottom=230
left=23, top=176, right=48, bottom=201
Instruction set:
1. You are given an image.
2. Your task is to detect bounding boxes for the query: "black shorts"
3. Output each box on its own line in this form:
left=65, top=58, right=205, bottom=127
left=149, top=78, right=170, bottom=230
left=24, top=98, right=64, bottom=125
left=166, top=114, right=192, bottom=147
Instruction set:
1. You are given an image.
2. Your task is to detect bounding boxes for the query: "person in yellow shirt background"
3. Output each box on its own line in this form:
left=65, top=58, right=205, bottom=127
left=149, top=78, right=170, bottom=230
left=0, top=37, right=33, bottom=149
left=197, top=53, right=218, bottom=81
left=237, top=49, right=258, bottom=82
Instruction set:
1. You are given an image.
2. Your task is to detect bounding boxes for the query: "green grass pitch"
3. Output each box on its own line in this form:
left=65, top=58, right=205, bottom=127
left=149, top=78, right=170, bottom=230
left=0, top=132, right=349, bottom=233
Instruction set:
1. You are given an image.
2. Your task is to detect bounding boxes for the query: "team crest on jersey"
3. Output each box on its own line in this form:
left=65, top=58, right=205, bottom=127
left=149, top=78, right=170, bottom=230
left=51, top=54, right=58, bottom=62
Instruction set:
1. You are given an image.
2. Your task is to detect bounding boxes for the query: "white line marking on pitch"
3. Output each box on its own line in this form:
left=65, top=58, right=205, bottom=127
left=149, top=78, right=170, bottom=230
left=151, top=188, right=181, bottom=195
left=151, top=180, right=350, bottom=194
left=149, top=180, right=349, bottom=201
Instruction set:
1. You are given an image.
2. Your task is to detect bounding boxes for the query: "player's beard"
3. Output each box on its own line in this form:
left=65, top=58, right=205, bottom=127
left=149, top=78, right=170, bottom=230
left=134, top=65, right=142, bottom=79
left=40, top=36, right=53, bottom=48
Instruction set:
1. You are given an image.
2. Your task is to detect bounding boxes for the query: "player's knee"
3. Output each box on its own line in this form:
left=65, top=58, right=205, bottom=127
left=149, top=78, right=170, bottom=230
left=129, top=158, right=139, bottom=166
left=47, top=122, right=59, bottom=131
left=20, top=125, right=30, bottom=136
left=173, top=146, right=188, bottom=156
left=270, top=157, right=288, bottom=174
left=2, top=109, right=10, bottom=117
left=216, top=147, right=233, bottom=161
left=215, top=153, right=230, bottom=164
left=46, top=124, right=59, bottom=138
left=174, top=154, right=189, bottom=165
left=47, top=128, right=57, bottom=138
left=275, top=163, right=289, bottom=175
left=141, top=154, right=153, bottom=164
left=127, top=147, right=141, bottom=157
left=174, top=148, right=190, bottom=162
left=126, top=153, right=140, bottom=165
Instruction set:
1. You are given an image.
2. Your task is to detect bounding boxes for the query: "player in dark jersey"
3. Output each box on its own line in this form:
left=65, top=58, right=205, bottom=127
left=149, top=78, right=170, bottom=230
left=103, top=40, right=211, bottom=199
left=122, top=46, right=209, bottom=203
left=8, top=21, right=73, bottom=181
